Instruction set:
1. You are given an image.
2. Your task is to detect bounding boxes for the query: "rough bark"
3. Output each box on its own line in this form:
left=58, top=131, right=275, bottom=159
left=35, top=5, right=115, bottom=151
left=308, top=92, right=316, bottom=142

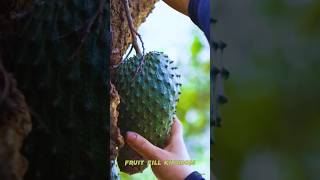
left=110, top=82, right=123, bottom=160
left=0, top=0, right=32, bottom=33
left=0, top=61, right=32, bottom=180
left=0, top=1, right=32, bottom=180
left=110, top=0, right=158, bottom=66
left=110, top=0, right=158, bottom=161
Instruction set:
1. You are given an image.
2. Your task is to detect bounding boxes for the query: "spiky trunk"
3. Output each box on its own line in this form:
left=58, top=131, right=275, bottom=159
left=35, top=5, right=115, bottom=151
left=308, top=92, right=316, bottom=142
left=1, top=0, right=109, bottom=179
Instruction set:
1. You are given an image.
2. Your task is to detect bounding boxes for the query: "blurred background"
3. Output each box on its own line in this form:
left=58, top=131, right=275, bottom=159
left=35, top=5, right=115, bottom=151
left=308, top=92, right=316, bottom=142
left=119, top=1, right=211, bottom=179
left=213, top=0, right=320, bottom=180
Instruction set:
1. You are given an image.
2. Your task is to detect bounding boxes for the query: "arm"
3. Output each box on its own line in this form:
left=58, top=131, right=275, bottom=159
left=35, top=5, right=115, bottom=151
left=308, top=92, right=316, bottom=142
left=163, top=0, right=190, bottom=16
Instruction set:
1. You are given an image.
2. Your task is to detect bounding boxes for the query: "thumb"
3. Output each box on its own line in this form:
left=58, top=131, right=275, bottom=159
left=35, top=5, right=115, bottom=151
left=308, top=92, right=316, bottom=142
left=165, top=117, right=186, bottom=152
left=170, top=117, right=184, bottom=139
left=166, top=117, right=184, bottom=145
left=126, top=131, right=165, bottom=160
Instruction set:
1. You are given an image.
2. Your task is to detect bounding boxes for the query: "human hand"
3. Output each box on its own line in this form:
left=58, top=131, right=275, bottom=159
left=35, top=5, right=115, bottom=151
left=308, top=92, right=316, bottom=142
left=125, top=116, right=194, bottom=180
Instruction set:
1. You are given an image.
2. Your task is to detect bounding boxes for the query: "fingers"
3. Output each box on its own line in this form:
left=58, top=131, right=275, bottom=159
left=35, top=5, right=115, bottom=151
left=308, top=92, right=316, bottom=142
left=167, top=117, right=183, bottom=145
left=126, top=131, right=165, bottom=160
left=126, top=117, right=185, bottom=159
left=165, top=117, right=185, bottom=152
left=171, top=116, right=183, bottom=137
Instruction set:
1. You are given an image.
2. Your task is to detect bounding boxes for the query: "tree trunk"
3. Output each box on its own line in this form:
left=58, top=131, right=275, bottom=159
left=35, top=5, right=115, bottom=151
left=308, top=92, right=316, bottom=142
left=1, top=0, right=159, bottom=178
left=0, top=61, right=32, bottom=180
left=1, top=0, right=109, bottom=179
left=110, top=0, right=158, bottom=161
left=0, top=1, right=32, bottom=180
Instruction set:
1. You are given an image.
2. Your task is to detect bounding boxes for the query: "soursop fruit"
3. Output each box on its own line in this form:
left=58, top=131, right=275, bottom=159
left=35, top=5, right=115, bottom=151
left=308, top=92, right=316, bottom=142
left=113, top=51, right=181, bottom=174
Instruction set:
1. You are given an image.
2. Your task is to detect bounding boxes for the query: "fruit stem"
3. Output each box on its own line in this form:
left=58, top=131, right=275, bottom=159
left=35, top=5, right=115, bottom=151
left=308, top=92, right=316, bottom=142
left=121, top=0, right=143, bottom=56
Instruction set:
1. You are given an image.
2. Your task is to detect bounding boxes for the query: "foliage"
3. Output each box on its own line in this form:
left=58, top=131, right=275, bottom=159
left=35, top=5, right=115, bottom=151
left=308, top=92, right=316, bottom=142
left=214, top=0, right=320, bottom=179
left=177, top=36, right=210, bottom=138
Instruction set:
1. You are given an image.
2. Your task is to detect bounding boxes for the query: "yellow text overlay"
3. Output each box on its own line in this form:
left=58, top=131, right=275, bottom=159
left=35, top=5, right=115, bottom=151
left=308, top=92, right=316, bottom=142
left=124, top=160, right=196, bottom=166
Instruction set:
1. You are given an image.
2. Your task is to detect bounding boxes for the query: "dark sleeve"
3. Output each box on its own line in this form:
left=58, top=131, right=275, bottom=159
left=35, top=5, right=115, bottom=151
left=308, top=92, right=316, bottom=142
left=188, top=0, right=210, bottom=41
left=185, top=171, right=206, bottom=180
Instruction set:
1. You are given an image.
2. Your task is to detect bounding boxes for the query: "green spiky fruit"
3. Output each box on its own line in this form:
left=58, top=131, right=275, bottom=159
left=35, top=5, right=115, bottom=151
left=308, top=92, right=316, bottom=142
left=114, top=51, right=181, bottom=174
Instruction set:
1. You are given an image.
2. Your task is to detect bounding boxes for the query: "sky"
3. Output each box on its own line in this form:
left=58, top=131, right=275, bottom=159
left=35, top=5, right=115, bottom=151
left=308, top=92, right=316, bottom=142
left=127, top=1, right=210, bottom=68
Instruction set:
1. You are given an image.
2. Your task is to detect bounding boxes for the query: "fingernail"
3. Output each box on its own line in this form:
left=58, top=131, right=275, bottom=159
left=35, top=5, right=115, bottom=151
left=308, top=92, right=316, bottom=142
left=126, top=131, right=137, bottom=141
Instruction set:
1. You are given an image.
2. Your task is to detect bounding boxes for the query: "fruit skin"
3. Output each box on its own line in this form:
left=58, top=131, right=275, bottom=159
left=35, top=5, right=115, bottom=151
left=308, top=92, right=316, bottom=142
left=113, top=51, right=181, bottom=174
